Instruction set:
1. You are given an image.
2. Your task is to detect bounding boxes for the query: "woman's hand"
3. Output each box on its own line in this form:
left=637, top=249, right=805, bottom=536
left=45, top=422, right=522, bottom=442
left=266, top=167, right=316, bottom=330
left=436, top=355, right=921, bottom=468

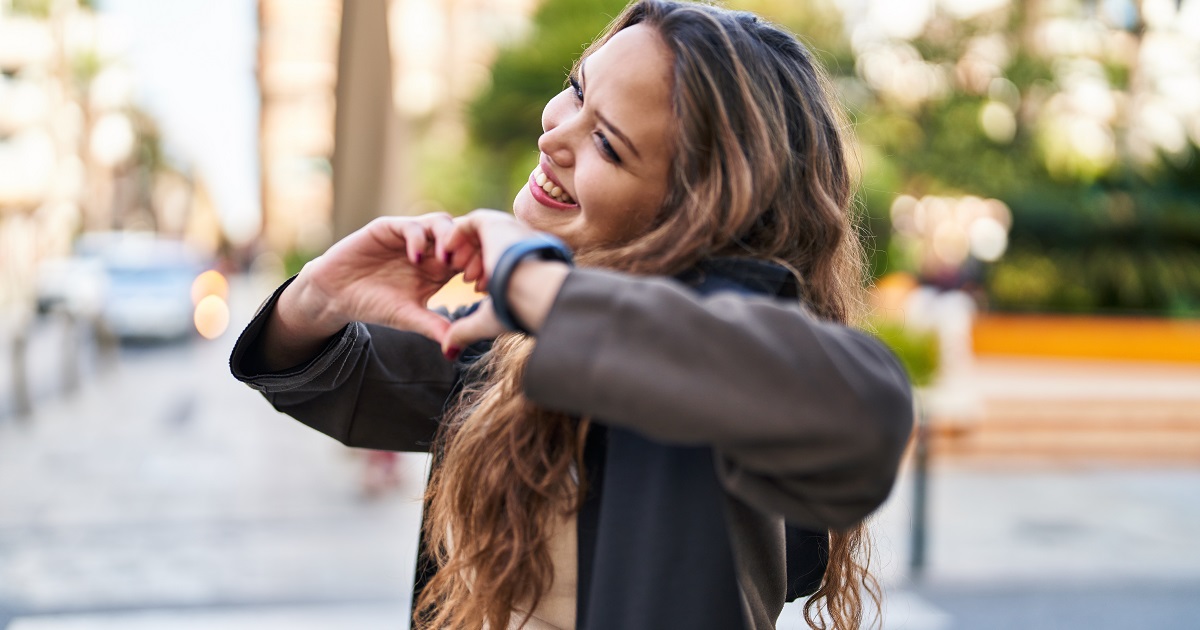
left=438, top=210, right=570, bottom=358
left=260, top=214, right=459, bottom=371
left=292, top=214, right=459, bottom=339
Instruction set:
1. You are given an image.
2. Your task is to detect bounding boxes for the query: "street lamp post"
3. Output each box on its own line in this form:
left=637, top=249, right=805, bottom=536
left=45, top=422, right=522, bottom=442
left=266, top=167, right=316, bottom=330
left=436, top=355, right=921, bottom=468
left=910, top=393, right=930, bottom=579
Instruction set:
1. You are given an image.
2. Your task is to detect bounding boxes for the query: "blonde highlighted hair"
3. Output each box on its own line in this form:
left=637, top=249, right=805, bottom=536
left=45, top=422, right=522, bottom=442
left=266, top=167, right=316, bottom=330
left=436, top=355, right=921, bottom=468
left=416, top=2, right=877, bottom=628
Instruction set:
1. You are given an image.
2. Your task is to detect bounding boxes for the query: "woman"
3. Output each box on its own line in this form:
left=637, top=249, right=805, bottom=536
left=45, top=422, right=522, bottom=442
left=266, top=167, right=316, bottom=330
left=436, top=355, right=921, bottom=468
left=230, top=1, right=913, bottom=629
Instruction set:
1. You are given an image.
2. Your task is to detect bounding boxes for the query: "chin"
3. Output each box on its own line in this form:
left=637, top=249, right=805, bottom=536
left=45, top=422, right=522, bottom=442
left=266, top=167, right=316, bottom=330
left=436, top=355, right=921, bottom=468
left=512, top=188, right=540, bottom=228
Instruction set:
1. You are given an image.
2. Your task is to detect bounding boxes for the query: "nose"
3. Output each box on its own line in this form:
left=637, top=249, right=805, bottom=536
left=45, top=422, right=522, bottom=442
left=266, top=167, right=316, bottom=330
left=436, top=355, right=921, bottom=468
left=538, top=95, right=577, bottom=169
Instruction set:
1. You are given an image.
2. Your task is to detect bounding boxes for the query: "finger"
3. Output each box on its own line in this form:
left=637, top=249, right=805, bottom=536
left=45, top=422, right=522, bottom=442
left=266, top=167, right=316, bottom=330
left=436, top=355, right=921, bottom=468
left=468, top=252, right=487, bottom=291
left=378, top=218, right=430, bottom=265
left=442, top=215, right=482, bottom=262
left=420, top=213, right=455, bottom=264
left=442, top=300, right=507, bottom=359
left=443, top=220, right=482, bottom=269
left=462, top=209, right=541, bottom=276
left=463, top=253, right=485, bottom=286
left=388, top=307, right=451, bottom=345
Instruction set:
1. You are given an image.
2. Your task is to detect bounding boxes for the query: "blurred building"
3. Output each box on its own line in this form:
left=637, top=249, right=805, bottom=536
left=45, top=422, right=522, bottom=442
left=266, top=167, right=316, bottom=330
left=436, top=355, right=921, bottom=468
left=256, top=0, right=538, bottom=258
left=1, top=2, right=84, bottom=334
left=1, top=1, right=223, bottom=415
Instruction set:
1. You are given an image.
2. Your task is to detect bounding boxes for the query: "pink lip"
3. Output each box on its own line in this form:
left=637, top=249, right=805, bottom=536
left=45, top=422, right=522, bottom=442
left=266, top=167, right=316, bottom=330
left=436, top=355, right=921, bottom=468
left=539, top=157, right=567, bottom=190
left=529, top=160, right=579, bottom=210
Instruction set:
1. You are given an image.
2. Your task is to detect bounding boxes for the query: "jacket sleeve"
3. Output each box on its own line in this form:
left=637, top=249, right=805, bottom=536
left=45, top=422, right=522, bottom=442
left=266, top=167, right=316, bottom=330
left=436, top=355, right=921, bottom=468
left=523, top=268, right=914, bottom=530
left=229, top=277, right=459, bottom=452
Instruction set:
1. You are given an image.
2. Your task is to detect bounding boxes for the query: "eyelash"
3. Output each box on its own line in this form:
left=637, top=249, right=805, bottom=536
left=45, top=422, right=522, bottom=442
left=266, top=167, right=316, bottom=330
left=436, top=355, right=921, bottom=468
left=567, top=75, right=621, bottom=164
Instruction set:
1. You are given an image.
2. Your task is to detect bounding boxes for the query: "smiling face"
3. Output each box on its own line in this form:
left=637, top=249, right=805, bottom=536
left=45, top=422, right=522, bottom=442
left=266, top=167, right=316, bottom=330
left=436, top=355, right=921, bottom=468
left=513, top=24, right=676, bottom=250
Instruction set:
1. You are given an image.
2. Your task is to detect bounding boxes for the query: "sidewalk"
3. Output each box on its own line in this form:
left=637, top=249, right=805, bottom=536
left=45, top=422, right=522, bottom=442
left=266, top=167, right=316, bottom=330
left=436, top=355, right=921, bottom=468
left=0, top=275, right=428, bottom=629
left=2, top=274, right=1198, bottom=629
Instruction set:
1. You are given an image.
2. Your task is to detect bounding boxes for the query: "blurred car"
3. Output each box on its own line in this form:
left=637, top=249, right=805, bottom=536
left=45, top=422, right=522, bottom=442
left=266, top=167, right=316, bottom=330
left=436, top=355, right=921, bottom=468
left=76, top=232, right=209, bottom=341
left=35, top=256, right=107, bottom=317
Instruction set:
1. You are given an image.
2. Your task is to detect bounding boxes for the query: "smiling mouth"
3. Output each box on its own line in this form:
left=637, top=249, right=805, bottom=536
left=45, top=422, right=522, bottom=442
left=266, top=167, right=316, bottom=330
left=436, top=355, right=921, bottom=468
left=529, top=165, right=578, bottom=208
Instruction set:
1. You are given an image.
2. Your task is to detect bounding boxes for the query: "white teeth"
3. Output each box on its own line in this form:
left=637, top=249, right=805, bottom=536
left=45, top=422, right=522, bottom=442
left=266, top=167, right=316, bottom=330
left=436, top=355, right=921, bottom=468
left=534, top=165, right=576, bottom=204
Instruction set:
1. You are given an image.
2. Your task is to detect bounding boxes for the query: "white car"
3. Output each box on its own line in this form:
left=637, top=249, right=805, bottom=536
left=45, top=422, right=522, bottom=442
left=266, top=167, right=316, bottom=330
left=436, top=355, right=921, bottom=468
left=77, top=233, right=208, bottom=341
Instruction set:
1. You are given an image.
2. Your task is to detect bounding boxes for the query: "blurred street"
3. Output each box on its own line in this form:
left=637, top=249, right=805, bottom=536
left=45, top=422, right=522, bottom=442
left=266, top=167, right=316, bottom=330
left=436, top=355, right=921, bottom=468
left=0, top=276, right=424, bottom=629
left=0, top=275, right=1197, bottom=629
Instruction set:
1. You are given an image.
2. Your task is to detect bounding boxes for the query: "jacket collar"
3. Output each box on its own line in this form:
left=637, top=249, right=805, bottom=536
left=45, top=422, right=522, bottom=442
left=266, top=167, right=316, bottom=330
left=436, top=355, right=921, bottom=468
left=676, top=257, right=801, bottom=300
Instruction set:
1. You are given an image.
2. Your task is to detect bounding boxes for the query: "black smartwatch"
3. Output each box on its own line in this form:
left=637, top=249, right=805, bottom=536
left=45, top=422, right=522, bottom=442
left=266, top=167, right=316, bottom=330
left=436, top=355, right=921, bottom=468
left=487, top=235, right=574, bottom=335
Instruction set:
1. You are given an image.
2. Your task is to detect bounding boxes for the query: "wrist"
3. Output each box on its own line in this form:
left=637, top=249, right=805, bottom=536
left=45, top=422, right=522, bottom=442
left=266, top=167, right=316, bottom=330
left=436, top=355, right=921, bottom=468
left=507, top=261, right=570, bottom=334
left=278, top=272, right=350, bottom=339
left=487, top=235, right=573, bottom=335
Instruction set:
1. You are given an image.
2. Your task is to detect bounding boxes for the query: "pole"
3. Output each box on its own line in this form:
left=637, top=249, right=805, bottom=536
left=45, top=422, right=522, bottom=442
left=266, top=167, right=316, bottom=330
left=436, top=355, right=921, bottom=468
left=909, top=392, right=929, bottom=580
left=12, top=328, right=32, bottom=419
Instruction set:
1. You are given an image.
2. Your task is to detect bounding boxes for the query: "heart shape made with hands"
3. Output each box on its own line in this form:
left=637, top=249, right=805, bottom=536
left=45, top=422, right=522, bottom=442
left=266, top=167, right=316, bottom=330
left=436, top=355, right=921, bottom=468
left=299, top=211, right=545, bottom=361
left=386, top=232, right=503, bottom=359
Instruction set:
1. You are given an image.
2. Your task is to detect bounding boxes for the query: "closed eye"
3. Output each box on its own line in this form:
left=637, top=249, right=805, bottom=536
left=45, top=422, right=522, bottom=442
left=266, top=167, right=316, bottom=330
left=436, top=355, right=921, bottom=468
left=568, top=74, right=621, bottom=164
left=595, top=132, right=621, bottom=163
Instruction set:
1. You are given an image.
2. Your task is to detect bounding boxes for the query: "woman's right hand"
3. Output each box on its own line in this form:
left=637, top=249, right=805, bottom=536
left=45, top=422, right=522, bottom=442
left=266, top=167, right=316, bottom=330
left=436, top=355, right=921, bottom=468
left=259, top=214, right=459, bottom=371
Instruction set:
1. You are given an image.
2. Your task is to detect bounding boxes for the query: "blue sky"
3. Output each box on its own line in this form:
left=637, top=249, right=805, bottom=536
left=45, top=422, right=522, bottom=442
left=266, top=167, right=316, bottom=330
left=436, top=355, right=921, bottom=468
left=95, top=0, right=260, bottom=245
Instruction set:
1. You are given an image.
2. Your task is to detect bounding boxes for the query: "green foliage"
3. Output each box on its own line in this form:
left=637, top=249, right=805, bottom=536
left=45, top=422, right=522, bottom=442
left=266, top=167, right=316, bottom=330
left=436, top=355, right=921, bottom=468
left=10, top=0, right=52, bottom=17
left=867, top=320, right=940, bottom=388
left=466, top=0, right=630, bottom=211
left=282, top=248, right=319, bottom=279
left=441, top=0, right=1200, bottom=317
left=71, top=50, right=104, bottom=87
left=988, top=247, right=1200, bottom=316
left=841, top=5, right=1200, bottom=317
left=9, top=0, right=93, bottom=16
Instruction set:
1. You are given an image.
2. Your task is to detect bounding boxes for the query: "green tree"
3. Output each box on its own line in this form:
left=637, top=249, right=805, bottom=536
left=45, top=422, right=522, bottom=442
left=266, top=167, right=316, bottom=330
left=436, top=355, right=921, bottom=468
left=466, top=0, right=631, bottom=211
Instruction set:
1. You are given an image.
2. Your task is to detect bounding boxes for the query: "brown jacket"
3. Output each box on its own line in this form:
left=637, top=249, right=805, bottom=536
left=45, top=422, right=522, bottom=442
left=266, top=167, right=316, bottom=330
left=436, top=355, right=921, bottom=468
left=230, top=263, right=913, bottom=629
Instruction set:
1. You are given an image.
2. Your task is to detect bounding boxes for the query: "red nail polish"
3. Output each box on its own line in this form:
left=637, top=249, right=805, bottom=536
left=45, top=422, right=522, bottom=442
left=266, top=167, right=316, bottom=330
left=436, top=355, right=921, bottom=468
left=415, top=252, right=423, bottom=264
left=444, top=346, right=461, bottom=362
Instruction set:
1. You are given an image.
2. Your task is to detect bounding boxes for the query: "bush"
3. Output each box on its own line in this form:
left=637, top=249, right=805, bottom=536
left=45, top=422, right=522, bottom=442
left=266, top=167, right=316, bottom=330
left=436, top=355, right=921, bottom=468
left=867, top=320, right=940, bottom=388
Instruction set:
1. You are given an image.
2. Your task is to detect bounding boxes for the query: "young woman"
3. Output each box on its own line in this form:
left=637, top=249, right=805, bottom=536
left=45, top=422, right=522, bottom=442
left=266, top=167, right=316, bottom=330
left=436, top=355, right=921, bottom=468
left=231, top=1, right=914, bottom=628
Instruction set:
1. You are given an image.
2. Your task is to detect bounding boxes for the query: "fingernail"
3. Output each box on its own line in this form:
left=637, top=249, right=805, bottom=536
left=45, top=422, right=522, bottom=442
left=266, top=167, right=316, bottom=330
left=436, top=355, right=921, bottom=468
left=443, top=346, right=461, bottom=362
left=442, top=251, right=452, bottom=265
left=415, top=252, right=423, bottom=264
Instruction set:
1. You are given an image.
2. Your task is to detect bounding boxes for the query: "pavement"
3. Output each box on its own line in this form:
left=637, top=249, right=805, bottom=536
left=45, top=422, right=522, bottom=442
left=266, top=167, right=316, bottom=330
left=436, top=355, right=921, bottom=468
left=1, top=274, right=1198, bottom=629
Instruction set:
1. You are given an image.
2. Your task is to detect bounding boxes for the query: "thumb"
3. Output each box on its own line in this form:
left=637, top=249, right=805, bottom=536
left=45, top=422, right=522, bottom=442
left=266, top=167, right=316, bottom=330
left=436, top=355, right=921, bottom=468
left=442, top=300, right=507, bottom=360
left=386, top=307, right=452, bottom=346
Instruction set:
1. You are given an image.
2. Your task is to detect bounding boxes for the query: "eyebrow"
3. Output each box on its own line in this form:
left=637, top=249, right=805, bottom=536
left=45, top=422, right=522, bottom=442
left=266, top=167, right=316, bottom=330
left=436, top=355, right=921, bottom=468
left=580, top=61, right=643, bottom=160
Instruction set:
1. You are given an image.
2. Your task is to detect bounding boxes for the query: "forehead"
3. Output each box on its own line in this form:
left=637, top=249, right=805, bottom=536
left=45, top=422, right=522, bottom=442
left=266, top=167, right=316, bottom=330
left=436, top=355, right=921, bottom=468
left=584, top=24, right=675, bottom=161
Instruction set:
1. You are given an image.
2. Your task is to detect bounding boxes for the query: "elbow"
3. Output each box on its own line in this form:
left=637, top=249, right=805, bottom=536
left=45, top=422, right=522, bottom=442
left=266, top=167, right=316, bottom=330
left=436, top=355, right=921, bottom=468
left=869, top=373, right=916, bottom=466
left=834, top=376, right=916, bottom=525
left=856, top=342, right=917, bottom=474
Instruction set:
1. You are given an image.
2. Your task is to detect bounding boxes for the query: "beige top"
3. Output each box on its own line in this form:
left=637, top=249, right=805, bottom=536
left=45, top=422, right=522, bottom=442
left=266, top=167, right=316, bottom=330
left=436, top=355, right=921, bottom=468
left=507, top=513, right=577, bottom=630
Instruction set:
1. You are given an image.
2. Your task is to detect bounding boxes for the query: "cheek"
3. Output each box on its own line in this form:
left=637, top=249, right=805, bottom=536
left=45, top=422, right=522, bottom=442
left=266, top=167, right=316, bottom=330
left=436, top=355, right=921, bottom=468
left=579, top=172, right=661, bottom=237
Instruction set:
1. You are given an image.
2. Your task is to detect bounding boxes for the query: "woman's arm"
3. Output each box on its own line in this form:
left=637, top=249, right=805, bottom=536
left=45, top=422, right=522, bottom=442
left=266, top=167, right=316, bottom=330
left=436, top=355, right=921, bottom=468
left=230, top=213, right=473, bottom=452
left=230, top=278, right=460, bottom=452
left=520, top=267, right=914, bottom=529
left=439, top=211, right=913, bottom=528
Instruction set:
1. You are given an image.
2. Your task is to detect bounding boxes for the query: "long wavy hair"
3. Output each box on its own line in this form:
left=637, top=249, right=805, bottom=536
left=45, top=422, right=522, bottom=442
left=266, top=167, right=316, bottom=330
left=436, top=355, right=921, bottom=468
left=416, top=2, right=878, bottom=628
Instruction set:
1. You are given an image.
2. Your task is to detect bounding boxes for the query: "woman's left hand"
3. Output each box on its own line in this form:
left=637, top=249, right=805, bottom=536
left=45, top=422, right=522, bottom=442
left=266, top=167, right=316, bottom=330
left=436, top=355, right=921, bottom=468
left=437, top=210, right=570, bottom=358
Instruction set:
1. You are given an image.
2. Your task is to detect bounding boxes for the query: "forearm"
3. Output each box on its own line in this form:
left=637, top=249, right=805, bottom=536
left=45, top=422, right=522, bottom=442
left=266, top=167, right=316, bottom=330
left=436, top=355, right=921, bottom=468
left=521, top=268, right=914, bottom=527
left=525, top=268, right=912, bottom=442
left=506, top=260, right=571, bottom=334
left=230, top=278, right=460, bottom=452
left=253, top=275, right=351, bottom=373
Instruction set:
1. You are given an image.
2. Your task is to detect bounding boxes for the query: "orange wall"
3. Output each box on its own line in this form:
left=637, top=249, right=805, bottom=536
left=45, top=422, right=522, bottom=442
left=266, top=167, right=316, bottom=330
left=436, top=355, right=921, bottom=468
left=974, top=315, right=1200, bottom=363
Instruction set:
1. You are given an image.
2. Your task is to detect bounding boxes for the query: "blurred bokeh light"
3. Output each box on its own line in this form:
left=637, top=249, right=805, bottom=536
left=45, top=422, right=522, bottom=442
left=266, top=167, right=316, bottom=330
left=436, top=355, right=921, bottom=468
left=2, top=0, right=1199, bottom=628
